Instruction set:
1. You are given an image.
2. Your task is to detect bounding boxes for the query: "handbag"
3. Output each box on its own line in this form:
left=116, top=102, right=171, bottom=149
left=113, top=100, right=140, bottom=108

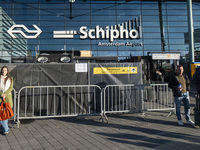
left=0, top=98, right=14, bottom=121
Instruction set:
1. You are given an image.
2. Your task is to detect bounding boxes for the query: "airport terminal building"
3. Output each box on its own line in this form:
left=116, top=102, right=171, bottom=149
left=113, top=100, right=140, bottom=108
left=1, top=0, right=199, bottom=130
left=0, top=0, right=200, bottom=64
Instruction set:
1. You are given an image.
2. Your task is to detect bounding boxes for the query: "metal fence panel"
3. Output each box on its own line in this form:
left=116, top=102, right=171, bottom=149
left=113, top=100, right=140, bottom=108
left=142, top=84, right=174, bottom=111
left=103, top=85, right=143, bottom=114
left=17, top=85, right=102, bottom=128
left=103, top=84, right=175, bottom=121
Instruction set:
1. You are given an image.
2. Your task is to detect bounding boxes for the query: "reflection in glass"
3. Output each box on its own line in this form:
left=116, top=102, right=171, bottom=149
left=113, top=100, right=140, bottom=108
left=0, top=0, right=198, bottom=63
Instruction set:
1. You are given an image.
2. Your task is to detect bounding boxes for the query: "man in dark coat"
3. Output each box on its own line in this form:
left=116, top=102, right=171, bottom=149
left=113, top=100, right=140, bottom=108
left=168, top=65, right=194, bottom=126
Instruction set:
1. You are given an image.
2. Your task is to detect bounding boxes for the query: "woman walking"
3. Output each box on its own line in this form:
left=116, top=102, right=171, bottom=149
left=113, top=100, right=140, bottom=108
left=0, top=66, right=13, bottom=135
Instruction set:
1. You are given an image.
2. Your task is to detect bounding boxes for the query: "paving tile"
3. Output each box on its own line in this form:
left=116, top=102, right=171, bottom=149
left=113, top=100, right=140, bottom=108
left=0, top=146, right=12, bottom=150
left=10, top=145, right=23, bottom=150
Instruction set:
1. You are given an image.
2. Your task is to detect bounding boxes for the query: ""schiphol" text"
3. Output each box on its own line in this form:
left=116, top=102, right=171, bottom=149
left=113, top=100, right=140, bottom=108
left=80, top=25, right=142, bottom=42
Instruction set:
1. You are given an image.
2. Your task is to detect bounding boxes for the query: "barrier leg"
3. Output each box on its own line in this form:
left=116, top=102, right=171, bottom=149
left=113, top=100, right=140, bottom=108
left=100, top=113, right=104, bottom=123
left=17, top=119, right=20, bottom=128
left=103, top=113, right=108, bottom=124
left=166, top=110, right=175, bottom=117
left=11, top=115, right=17, bottom=129
left=166, top=105, right=176, bottom=117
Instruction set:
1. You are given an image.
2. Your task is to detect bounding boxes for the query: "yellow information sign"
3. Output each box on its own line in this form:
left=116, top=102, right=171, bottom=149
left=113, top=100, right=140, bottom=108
left=93, top=67, right=137, bottom=74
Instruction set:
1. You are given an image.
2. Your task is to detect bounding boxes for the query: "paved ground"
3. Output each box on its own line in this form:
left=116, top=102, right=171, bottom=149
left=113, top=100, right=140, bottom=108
left=1, top=90, right=200, bottom=150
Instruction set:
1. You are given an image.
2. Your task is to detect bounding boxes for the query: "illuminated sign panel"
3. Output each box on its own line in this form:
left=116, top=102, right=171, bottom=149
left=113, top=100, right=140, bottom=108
left=79, top=25, right=141, bottom=42
left=53, top=16, right=143, bottom=42
left=7, top=17, right=143, bottom=47
left=152, top=54, right=180, bottom=60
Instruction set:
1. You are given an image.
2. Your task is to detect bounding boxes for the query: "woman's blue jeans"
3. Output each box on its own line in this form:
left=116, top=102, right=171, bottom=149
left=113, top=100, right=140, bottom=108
left=175, top=93, right=191, bottom=121
left=0, top=119, right=9, bottom=133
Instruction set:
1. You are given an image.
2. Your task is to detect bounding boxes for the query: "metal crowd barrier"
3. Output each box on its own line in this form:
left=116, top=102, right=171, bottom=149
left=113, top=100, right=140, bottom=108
left=16, top=85, right=102, bottom=128
left=102, top=84, right=174, bottom=122
left=103, top=84, right=141, bottom=113
left=15, top=84, right=175, bottom=128
left=143, top=84, right=174, bottom=111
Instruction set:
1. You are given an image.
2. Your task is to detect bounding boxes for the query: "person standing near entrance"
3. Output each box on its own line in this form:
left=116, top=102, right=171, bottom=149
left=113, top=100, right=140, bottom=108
left=0, top=66, right=13, bottom=135
left=168, top=65, right=194, bottom=126
left=192, top=67, right=200, bottom=95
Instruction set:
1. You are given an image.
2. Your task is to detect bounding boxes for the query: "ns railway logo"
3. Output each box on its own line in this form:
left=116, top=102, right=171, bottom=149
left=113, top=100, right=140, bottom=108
left=7, top=17, right=142, bottom=42
left=7, top=25, right=42, bottom=39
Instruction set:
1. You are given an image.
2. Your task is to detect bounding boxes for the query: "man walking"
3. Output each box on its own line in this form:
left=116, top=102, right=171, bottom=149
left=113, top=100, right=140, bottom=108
left=169, top=65, right=194, bottom=126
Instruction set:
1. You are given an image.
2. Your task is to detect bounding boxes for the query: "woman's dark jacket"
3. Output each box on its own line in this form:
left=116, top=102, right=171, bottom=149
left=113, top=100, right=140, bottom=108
left=168, top=73, right=190, bottom=97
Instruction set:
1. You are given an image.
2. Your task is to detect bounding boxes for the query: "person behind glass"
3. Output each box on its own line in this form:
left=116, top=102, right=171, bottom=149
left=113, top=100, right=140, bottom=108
left=168, top=65, right=194, bottom=126
left=150, top=67, right=163, bottom=82
left=0, top=66, right=13, bottom=135
left=191, top=67, right=200, bottom=95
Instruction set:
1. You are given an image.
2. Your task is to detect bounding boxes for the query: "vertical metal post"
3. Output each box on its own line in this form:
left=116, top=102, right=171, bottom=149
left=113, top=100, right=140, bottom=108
left=115, top=86, right=117, bottom=110
left=122, top=87, right=124, bottom=111
left=61, top=87, right=63, bottom=115
left=54, top=87, right=55, bottom=116
left=108, top=88, right=110, bottom=111
left=25, top=88, right=27, bottom=117
left=187, top=0, right=195, bottom=67
left=32, top=88, right=34, bottom=117
left=13, top=89, right=16, bottom=122
left=129, top=86, right=131, bottom=110
left=94, top=87, right=96, bottom=113
left=157, top=85, right=159, bottom=109
left=158, top=0, right=165, bottom=52
left=104, top=88, right=106, bottom=114
left=68, top=87, right=69, bottom=115
left=111, top=87, right=113, bottom=110
left=81, top=87, right=83, bottom=113
left=74, top=87, right=76, bottom=114
left=40, top=88, right=41, bottom=116
left=47, top=87, right=49, bottom=116
left=118, top=86, right=120, bottom=111
left=69, top=2, right=73, bottom=19
left=166, top=84, right=169, bottom=107
left=88, top=87, right=90, bottom=114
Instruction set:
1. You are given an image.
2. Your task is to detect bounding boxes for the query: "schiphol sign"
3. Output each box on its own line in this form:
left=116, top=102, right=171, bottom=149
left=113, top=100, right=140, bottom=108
left=79, top=25, right=141, bottom=42
left=53, top=24, right=142, bottom=42
left=53, top=25, right=142, bottom=42
left=54, top=16, right=142, bottom=44
left=7, top=17, right=143, bottom=46
left=53, top=17, right=143, bottom=46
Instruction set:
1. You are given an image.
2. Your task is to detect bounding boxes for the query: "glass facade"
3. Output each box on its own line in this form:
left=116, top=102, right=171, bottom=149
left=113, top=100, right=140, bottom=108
left=0, top=0, right=200, bottom=63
